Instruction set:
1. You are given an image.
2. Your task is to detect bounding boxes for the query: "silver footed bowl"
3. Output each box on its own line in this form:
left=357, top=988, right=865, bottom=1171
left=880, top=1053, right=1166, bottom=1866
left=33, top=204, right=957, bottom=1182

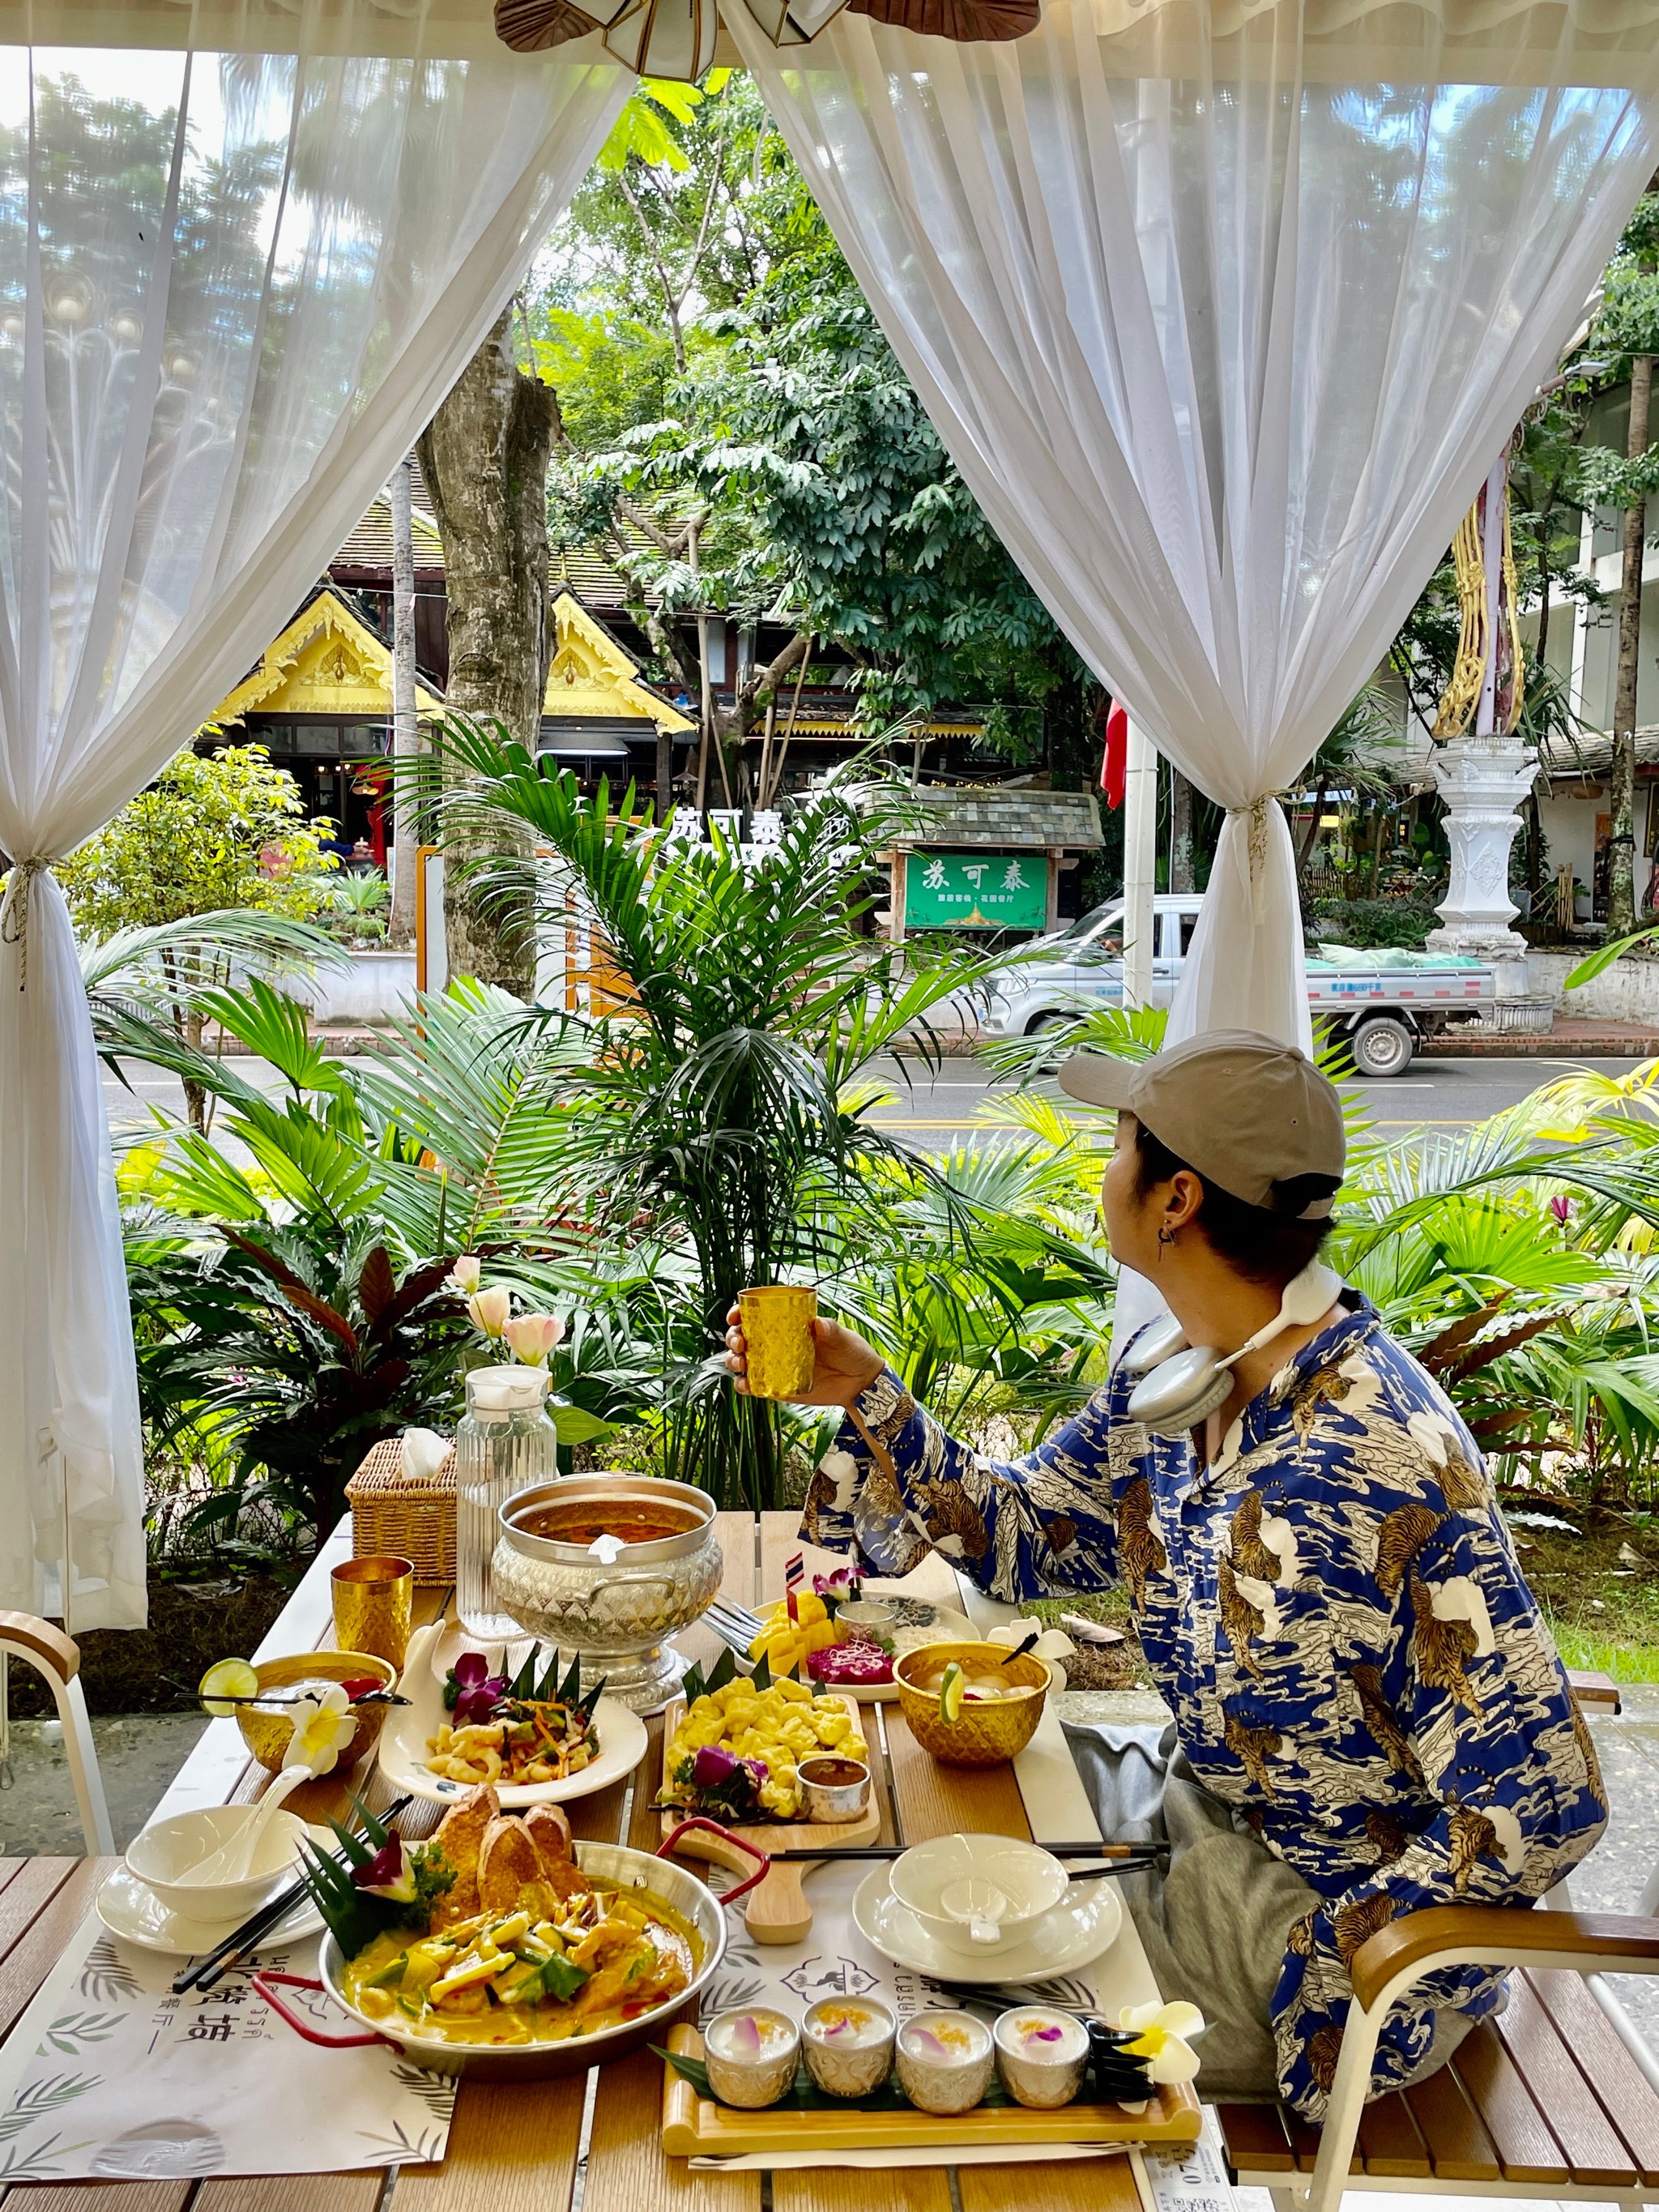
left=492, top=1474, right=723, bottom=1712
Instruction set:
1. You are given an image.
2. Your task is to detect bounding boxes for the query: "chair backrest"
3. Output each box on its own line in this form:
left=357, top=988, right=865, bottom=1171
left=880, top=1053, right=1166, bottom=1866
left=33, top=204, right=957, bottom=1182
left=0, top=1612, right=114, bottom=1857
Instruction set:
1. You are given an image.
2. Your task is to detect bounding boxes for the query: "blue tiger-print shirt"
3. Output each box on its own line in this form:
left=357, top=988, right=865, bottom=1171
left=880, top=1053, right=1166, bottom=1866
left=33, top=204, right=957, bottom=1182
left=800, top=1292, right=1607, bottom=2118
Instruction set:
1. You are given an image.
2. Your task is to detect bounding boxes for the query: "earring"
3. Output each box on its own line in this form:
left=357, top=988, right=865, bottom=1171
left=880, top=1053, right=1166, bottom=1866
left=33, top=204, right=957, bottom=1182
left=1157, top=1223, right=1177, bottom=1263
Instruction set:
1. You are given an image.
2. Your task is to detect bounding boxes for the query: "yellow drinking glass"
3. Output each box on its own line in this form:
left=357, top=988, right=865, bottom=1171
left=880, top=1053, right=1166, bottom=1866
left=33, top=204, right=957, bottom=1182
left=331, top=1554, right=414, bottom=1671
left=740, top=1285, right=817, bottom=1399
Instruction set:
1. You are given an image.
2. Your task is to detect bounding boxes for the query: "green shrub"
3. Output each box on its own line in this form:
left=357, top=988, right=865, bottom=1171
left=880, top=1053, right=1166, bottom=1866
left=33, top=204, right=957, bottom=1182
left=1311, top=897, right=1438, bottom=950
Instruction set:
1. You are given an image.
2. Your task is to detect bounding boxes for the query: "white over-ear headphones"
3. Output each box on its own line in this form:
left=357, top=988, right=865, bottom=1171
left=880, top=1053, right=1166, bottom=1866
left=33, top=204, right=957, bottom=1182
left=1120, top=1260, right=1344, bottom=1437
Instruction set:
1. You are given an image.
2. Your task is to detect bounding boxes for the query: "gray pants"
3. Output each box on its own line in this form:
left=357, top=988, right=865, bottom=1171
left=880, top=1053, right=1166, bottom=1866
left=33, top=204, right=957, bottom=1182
left=1064, top=1720, right=1471, bottom=2103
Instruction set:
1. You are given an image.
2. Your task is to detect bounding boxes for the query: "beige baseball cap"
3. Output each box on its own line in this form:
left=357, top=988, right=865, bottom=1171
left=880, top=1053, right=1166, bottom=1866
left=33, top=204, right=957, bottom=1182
left=1057, top=1029, right=1345, bottom=1217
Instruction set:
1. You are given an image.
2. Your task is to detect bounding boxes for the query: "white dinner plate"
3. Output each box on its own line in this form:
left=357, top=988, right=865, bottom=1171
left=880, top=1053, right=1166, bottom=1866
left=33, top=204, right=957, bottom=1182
left=851, top=1864, right=1123, bottom=1984
left=377, top=1621, right=650, bottom=1806
left=96, top=1850, right=326, bottom=1958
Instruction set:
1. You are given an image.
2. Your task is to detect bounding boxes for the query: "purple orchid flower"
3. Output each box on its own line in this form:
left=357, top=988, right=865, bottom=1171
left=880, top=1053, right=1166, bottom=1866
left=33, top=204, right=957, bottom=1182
left=446, top=1650, right=508, bottom=1726
left=350, top=1834, right=418, bottom=1903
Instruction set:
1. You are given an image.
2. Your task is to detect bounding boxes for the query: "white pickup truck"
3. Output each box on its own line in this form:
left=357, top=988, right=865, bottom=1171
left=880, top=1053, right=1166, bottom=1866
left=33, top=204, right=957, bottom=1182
left=955, top=894, right=1495, bottom=1077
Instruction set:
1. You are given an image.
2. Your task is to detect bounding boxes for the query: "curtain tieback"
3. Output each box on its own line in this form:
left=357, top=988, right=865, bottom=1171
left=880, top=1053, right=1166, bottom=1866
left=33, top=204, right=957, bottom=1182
left=1225, top=796, right=1276, bottom=925
left=0, top=856, right=62, bottom=994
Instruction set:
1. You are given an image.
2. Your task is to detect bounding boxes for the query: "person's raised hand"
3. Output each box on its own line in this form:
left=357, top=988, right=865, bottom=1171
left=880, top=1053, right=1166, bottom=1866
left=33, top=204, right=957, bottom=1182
left=723, top=1307, right=885, bottom=1411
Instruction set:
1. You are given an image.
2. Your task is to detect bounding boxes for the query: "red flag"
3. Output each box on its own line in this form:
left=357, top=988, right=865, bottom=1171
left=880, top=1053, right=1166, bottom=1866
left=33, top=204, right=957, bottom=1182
left=1100, top=699, right=1128, bottom=811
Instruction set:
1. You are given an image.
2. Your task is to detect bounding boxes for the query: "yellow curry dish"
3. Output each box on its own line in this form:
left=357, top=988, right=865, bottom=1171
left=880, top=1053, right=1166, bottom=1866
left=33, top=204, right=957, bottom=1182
left=313, top=1785, right=702, bottom=2052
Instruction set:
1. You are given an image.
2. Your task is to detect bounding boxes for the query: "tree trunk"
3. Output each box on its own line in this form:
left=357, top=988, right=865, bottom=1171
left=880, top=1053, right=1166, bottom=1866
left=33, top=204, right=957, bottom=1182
left=1608, top=352, right=1652, bottom=941
left=1297, top=779, right=1328, bottom=878
left=418, top=312, right=557, bottom=996
left=1170, top=768, right=1195, bottom=892
left=388, top=454, right=419, bottom=950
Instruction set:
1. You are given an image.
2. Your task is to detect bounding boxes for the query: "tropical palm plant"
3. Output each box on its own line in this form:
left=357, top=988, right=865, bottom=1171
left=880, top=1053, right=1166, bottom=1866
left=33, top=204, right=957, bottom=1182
left=100, top=973, right=663, bottom=1544
left=408, top=724, right=1013, bottom=1510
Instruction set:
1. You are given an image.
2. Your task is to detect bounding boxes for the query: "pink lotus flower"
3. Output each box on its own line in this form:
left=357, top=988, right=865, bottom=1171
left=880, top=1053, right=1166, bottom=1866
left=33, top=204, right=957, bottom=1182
left=467, top=1285, right=511, bottom=1338
left=447, top=1255, right=482, bottom=1294
left=504, top=1313, right=565, bottom=1367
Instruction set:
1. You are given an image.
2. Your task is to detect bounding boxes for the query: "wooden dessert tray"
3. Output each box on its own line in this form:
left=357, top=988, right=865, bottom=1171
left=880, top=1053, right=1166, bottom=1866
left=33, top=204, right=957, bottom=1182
left=659, top=2024, right=1205, bottom=2157
left=658, top=1688, right=881, bottom=1943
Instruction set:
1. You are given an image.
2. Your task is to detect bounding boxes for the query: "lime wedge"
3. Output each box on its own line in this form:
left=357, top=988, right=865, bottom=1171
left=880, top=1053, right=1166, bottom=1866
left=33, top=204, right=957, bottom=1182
left=200, top=1657, right=259, bottom=1717
left=938, top=1661, right=966, bottom=1724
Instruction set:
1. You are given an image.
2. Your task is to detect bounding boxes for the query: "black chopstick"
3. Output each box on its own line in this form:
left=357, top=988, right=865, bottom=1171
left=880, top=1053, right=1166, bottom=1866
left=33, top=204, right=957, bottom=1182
left=170, top=1791, right=413, bottom=1995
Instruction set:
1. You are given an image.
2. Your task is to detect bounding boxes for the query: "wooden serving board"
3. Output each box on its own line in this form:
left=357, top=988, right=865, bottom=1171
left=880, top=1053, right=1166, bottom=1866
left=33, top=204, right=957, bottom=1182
left=659, top=1688, right=881, bottom=1944
left=659, top=2025, right=1204, bottom=2156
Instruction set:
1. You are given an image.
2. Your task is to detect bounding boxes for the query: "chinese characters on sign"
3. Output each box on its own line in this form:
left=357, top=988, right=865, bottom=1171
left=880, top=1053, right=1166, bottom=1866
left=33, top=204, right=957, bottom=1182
left=904, top=850, right=1048, bottom=931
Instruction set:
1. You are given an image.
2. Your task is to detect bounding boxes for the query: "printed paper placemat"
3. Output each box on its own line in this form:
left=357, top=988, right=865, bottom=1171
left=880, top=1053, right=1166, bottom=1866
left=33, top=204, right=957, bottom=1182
left=0, top=1915, right=456, bottom=2183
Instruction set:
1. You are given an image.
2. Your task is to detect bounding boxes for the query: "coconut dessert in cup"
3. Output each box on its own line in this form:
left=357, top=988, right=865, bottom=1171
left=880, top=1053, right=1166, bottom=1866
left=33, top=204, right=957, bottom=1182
left=894, top=2009, right=994, bottom=2114
left=801, top=1996, right=896, bottom=2098
left=702, top=2007, right=801, bottom=2107
left=993, top=2005, right=1091, bottom=2108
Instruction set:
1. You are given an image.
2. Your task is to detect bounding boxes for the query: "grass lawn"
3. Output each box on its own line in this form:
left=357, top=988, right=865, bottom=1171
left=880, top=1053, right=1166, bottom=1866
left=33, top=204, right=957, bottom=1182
left=1021, top=1508, right=1659, bottom=1688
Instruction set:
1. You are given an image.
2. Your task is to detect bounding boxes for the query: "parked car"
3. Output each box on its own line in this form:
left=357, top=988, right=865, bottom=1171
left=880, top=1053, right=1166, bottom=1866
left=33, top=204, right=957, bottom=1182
left=945, top=895, right=1495, bottom=1077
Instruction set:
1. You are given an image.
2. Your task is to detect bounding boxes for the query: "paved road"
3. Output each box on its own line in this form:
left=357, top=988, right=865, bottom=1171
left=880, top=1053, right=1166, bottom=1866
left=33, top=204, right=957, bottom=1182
left=860, top=1053, right=1644, bottom=1147
left=102, top=1051, right=1642, bottom=1153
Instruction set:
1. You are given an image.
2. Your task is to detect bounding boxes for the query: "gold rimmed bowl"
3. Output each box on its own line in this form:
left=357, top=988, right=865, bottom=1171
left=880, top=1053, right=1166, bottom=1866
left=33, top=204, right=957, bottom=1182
left=236, top=1650, right=397, bottom=1774
left=893, top=1641, right=1051, bottom=1768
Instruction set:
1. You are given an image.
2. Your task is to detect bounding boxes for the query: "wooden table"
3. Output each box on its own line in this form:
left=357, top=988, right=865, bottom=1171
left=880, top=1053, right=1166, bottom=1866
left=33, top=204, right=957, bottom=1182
left=0, top=1515, right=1164, bottom=2212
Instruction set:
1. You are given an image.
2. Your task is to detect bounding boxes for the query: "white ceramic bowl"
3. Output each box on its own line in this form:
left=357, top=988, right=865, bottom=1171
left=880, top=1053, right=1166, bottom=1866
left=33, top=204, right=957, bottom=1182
left=888, top=1832, right=1069, bottom=1949
left=125, top=1804, right=311, bottom=1920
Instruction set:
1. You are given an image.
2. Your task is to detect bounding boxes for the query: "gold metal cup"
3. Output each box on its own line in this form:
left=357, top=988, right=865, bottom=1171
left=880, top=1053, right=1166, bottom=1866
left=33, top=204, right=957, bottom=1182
left=331, top=1554, right=414, bottom=1671
left=739, top=1285, right=817, bottom=1399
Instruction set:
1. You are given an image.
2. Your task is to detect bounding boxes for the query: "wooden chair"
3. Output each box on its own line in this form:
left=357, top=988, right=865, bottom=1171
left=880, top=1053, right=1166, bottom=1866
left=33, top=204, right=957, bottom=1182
left=0, top=1612, right=115, bottom=1856
left=1218, top=1672, right=1659, bottom=2212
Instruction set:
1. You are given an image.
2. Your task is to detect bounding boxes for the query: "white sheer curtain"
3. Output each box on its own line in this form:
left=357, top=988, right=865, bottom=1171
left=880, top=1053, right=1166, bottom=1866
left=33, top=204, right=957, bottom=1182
left=730, top=0, right=1659, bottom=1055
left=0, top=23, right=626, bottom=1629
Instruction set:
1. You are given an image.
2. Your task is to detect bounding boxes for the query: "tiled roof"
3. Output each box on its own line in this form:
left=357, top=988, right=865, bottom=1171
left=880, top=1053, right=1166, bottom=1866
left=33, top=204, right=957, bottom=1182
left=860, top=784, right=1104, bottom=849
left=330, top=475, right=656, bottom=613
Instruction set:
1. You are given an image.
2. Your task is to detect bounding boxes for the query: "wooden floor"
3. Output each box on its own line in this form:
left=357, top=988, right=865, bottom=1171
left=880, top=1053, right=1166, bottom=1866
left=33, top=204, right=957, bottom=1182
left=1219, top=1970, right=1659, bottom=2195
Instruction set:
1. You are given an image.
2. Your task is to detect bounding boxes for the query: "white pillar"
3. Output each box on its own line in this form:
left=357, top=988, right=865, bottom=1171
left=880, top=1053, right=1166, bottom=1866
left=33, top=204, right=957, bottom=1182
left=1427, top=455, right=1537, bottom=1001
left=1425, top=738, right=1537, bottom=994
left=1122, top=719, right=1157, bottom=1010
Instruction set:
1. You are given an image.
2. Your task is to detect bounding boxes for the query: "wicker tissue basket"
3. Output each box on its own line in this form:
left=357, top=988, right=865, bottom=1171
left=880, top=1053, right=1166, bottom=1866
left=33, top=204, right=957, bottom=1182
left=345, top=1437, right=457, bottom=1586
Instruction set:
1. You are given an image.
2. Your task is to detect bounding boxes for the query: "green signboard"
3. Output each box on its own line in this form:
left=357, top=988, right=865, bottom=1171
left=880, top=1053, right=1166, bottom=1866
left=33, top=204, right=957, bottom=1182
left=904, top=851, right=1048, bottom=931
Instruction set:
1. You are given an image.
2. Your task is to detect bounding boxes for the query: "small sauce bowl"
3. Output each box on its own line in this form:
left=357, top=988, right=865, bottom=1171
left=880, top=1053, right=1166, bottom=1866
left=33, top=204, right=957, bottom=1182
left=702, top=2006, right=801, bottom=2108
left=802, top=1996, right=896, bottom=2097
left=834, top=1600, right=898, bottom=1641
left=798, top=1753, right=872, bottom=1824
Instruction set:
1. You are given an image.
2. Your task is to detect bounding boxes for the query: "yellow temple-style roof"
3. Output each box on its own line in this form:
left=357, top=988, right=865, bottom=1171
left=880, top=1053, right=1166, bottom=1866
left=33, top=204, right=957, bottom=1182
left=544, top=591, right=693, bottom=732
left=208, top=587, right=445, bottom=728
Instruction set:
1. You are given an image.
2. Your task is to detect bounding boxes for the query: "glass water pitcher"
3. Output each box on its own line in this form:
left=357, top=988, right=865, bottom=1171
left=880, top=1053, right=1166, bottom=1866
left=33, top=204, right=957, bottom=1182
left=454, top=1364, right=557, bottom=1640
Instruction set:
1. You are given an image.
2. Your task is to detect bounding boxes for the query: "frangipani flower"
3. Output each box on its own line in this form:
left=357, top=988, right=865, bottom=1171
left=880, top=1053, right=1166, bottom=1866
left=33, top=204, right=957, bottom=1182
left=351, top=1832, right=419, bottom=1903
left=1117, top=2001, right=1206, bottom=2084
left=467, top=1285, right=511, bottom=1338
left=504, top=1312, right=565, bottom=1366
left=284, top=1684, right=354, bottom=1775
left=448, top=1254, right=482, bottom=1294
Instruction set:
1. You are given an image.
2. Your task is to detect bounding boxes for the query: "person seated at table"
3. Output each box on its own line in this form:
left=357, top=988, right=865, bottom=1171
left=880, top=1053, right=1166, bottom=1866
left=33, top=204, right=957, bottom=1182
left=723, top=1030, right=1606, bottom=2121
